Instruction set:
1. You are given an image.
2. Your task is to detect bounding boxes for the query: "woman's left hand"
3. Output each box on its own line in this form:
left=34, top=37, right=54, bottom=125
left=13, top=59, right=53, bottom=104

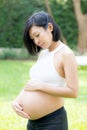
left=24, top=79, right=42, bottom=91
left=12, top=100, right=30, bottom=119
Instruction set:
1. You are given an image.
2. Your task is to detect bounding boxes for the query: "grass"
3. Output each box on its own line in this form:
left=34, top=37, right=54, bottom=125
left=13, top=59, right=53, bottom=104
left=0, top=60, right=87, bottom=130
left=0, top=60, right=33, bottom=130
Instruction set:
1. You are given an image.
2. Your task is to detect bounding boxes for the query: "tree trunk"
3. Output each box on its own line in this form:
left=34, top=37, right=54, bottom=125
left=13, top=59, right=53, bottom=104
left=44, top=0, right=67, bottom=44
left=73, top=0, right=87, bottom=54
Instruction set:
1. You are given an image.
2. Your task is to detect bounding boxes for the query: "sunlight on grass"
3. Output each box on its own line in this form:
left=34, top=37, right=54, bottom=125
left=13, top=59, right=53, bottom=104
left=65, top=100, right=87, bottom=130
left=0, top=99, right=27, bottom=130
left=0, top=60, right=87, bottom=130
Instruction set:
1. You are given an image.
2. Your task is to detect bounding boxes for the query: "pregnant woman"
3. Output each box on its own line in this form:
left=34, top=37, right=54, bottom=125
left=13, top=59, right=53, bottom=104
left=12, top=11, right=79, bottom=130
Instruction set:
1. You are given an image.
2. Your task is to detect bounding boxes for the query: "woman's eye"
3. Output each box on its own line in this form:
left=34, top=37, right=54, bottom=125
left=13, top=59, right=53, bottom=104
left=36, top=34, right=39, bottom=37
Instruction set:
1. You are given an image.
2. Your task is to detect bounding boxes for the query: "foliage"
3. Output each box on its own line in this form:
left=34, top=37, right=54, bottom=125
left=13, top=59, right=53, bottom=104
left=0, top=48, right=37, bottom=60
left=0, top=0, right=45, bottom=48
left=0, top=60, right=87, bottom=130
left=50, top=0, right=87, bottom=49
left=0, top=0, right=87, bottom=50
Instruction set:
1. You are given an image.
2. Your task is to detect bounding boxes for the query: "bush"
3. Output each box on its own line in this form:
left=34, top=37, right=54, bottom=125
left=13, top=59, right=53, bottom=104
left=0, top=48, right=37, bottom=60
left=78, top=66, right=87, bottom=70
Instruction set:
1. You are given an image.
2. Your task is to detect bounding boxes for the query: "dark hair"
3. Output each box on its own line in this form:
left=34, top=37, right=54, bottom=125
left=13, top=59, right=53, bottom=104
left=23, top=11, right=61, bottom=55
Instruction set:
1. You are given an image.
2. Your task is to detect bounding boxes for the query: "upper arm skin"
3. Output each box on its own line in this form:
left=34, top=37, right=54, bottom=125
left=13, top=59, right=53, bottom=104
left=62, top=50, right=79, bottom=97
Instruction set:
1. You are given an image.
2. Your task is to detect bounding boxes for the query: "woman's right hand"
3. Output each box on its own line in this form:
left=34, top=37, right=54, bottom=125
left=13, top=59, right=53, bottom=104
left=12, top=100, right=29, bottom=119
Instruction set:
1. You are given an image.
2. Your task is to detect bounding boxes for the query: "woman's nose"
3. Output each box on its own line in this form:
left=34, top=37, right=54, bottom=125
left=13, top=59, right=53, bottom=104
left=34, top=38, right=40, bottom=45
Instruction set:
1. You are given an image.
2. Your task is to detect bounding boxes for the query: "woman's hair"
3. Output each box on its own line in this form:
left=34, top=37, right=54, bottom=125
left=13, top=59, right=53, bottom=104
left=23, top=11, right=61, bottom=55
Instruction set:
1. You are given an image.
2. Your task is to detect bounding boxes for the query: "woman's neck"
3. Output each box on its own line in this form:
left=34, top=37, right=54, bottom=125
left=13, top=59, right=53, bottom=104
left=48, top=40, right=61, bottom=52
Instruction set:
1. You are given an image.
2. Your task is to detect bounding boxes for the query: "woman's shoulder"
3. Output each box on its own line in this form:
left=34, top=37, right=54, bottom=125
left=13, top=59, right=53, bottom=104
left=60, top=43, right=76, bottom=64
left=60, top=42, right=74, bottom=56
left=56, top=42, right=75, bottom=62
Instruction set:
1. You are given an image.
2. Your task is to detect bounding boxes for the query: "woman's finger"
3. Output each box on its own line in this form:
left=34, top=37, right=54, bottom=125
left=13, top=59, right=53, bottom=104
left=16, top=110, right=30, bottom=119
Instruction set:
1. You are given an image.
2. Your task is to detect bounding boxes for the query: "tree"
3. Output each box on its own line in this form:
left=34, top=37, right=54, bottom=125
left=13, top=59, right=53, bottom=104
left=44, top=0, right=67, bottom=44
left=73, top=0, right=87, bottom=54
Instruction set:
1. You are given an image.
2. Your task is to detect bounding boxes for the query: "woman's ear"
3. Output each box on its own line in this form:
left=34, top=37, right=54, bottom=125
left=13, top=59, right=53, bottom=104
left=47, top=23, right=53, bottom=32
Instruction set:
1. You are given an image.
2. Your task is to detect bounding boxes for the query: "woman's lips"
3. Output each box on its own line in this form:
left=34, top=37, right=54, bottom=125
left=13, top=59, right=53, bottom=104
left=39, top=43, right=44, bottom=48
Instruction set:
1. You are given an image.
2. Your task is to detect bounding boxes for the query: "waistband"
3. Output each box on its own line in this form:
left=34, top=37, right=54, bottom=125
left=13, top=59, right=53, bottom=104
left=30, top=106, right=65, bottom=123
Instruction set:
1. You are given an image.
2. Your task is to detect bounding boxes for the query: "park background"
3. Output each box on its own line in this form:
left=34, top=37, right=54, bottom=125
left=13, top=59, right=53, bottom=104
left=0, top=0, right=87, bottom=130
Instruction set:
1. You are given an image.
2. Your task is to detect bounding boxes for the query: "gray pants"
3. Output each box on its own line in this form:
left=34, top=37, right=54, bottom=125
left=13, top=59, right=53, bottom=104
left=27, top=107, right=68, bottom=130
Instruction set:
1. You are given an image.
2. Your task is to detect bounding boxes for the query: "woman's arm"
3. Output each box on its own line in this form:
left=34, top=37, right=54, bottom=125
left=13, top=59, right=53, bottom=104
left=24, top=51, right=79, bottom=98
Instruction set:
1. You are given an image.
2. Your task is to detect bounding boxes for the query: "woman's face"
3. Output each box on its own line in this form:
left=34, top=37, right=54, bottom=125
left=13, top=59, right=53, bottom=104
left=29, top=24, right=53, bottom=49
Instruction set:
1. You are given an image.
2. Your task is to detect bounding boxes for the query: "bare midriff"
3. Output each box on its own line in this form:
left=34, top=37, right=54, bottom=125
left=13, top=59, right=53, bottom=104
left=18, top=90, right=64, bottom=120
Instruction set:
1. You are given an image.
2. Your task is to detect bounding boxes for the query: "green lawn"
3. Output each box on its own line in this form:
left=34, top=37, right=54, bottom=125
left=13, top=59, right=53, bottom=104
left=0, top=60, right=87, bottom=130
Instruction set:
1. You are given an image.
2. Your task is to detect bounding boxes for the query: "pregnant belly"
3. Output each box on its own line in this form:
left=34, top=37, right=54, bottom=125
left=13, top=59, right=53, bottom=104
left=20, top=91, right=64, bottom=120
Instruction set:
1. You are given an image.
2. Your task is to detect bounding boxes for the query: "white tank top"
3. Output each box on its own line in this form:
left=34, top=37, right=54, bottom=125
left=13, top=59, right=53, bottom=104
left=29, top=42, right=66, bottom=87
